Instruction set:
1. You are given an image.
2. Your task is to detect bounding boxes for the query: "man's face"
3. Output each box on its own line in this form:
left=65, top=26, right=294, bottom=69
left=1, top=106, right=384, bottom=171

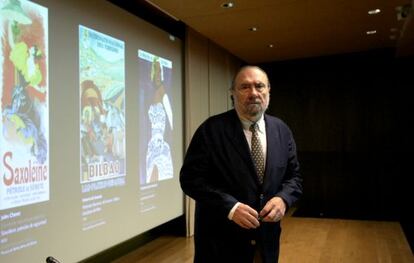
left=231, top=67, right=270, bottom=121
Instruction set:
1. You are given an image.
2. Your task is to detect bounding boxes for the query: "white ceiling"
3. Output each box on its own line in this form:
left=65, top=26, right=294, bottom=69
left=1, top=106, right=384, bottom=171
left=145, top=0, right=414, bottom=63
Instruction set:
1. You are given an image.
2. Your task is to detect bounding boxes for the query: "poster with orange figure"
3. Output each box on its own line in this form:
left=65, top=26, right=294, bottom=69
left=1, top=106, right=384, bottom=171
left=79, top=25, right=125, bottom=188
left=0, top=0, right=49, bottom=210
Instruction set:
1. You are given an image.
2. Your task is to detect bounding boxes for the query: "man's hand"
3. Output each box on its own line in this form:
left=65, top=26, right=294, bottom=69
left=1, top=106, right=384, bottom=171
left=259, top=197, right=286, bottom=222
left=232, top=203, right=260, bottom=229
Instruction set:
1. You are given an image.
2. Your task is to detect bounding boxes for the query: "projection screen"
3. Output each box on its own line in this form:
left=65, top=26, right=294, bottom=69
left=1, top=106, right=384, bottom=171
left=0, top=0, right=183, bottom=262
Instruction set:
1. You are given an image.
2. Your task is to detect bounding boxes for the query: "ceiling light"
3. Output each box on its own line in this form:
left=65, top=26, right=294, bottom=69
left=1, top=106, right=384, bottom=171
left=368, top=9, right=381, bottom=15
left=249, top=27, right=258, bottom=32
left=221, top=2, right=234, bottom=8
left=268, top=44, right=274, bottom=48
left=390, top=28, right=398, bottom=32
left=366, top=30, right=377, bottom=35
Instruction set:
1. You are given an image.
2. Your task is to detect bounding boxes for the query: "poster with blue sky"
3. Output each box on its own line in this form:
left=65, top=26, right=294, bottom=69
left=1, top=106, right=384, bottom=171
left=79, top=25, right=125, bottom=185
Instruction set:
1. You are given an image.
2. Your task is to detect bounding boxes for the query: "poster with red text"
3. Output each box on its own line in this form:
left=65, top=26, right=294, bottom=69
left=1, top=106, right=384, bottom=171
left=0, top=0, right=49, bottom=210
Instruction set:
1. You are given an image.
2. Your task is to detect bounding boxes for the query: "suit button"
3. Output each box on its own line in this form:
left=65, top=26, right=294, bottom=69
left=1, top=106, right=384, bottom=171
left=259, top=194, right=264, bottom=200
left=251, top=240, right=256, bottom=245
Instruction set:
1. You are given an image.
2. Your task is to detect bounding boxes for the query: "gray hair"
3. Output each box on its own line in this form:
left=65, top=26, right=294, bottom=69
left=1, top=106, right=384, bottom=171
left=230, top=65, right=271, bottom=90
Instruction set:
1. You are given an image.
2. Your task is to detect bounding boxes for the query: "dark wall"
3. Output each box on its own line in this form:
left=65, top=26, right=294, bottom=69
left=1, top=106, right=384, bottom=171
left=109, top=0, right=185, bottom=39
left=261, top=49, right=413, bottom=224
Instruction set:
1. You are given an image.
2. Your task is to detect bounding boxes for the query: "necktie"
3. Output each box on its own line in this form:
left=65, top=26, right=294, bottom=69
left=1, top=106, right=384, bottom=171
left=250, top=123, right=265, bottom=184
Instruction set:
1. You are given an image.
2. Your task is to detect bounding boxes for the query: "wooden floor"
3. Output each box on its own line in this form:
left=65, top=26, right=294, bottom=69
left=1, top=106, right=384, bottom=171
left=112, top=217, right=413, bottom=263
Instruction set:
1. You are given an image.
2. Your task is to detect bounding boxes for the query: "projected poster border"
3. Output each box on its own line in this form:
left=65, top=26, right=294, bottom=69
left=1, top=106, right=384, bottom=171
left=138, top=50, right=175, bottom=213
left=78, top=25, right=126, bottom=232
left=79, top=25, right=126, bottom=191
left=0, top=0, right=49, bottom=211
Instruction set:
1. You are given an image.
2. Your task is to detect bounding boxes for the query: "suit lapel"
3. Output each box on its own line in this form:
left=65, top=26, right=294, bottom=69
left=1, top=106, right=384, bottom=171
left=225, top=110, right=257, bottom=174
left=264, top=115, right=280, bottom=185
left=225, top=110, right=267, bottom=185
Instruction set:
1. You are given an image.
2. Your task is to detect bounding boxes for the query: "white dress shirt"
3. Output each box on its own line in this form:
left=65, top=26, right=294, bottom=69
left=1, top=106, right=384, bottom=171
left=228, top=114, right=267, bottom=220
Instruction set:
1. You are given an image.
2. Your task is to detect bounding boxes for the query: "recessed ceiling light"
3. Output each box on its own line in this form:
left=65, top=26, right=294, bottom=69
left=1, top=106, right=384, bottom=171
left=368, top=9, right=381, bottom=15
left=249, top=27, right=258, bottom=32
left=221, top=2, right=234, bottom=8
left=366, top=30, right=377, bottom=35
left=268, top=44, right=274, bottom=48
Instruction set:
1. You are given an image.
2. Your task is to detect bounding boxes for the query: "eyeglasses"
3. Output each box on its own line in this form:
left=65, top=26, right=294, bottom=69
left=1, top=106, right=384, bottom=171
left=236, top=82, right=268, bottom=93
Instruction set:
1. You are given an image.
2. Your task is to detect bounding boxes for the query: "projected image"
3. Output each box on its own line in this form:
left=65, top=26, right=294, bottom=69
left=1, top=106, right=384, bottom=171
left=79, top=25, right=125, bottom=185
left=0, top=0, right=49, bottom=210
left=138, top=50, right=173, bottom=184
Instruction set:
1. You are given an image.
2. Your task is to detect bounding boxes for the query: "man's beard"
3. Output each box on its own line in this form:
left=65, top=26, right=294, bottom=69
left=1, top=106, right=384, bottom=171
left=246, top=103, right=263, bottom=117
left=246, top=98, right=269, bottom=117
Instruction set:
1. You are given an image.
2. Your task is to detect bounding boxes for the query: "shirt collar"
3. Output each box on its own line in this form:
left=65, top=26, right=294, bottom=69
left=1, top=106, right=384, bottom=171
left=239, top=114, right=265, bottom=133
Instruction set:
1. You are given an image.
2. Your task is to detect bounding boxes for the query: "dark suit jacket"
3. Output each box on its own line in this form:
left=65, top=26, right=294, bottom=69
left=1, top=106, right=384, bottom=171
left=180, top=109, right=302, bottom=263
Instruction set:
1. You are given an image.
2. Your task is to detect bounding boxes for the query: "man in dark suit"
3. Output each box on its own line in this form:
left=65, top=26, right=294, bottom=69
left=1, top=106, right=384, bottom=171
left=180, top=65, right=302, bottom=263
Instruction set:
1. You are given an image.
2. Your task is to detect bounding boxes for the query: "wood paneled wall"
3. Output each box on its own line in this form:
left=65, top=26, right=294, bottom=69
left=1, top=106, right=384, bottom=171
left=184, top=28, right=242, bottom=236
